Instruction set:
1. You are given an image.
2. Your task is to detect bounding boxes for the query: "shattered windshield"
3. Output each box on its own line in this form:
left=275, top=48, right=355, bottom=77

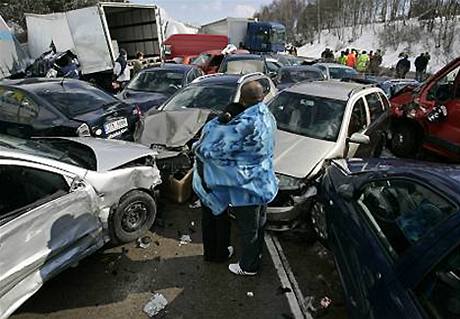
left=36, top=83, right=119, bottom=117
left=269, top=91, right=346, bottom=141
left=0, top=137, right=96, bottom=170
left=162, top=84, right=236, bottom=112
left=127, top=70, right=184, bottom=93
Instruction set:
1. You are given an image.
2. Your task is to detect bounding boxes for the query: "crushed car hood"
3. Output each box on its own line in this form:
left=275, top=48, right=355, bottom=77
left=274, top=130, right=336, bottom=179
left=135, top=109, right=211, bottom=149
left=37, top=137, right=156, bottom=172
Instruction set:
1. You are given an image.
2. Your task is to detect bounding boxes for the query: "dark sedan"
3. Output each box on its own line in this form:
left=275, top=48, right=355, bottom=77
left=276, top=65, right=326, bottom=90
left=118, top=64, right=203, bottom=113
left=312, top=158, right=460, bottom=319
left=0, top=78, right=138, bottom=140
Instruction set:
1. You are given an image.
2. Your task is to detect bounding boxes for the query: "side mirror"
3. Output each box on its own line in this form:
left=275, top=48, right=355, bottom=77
left=337, top=183, right=355, bottom=201
left=348, top=133, right=370, bottom=145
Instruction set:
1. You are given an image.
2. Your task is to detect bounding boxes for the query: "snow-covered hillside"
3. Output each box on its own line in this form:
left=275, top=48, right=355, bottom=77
left=298, top=18, right=460, bottom=74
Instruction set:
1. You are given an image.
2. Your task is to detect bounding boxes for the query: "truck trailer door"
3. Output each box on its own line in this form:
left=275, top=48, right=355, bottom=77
left=66, top=6, right=113, bottom=74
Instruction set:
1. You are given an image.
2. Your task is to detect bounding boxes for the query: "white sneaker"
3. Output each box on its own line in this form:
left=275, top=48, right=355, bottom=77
left=228, top=263, right=257, bottom=276
left=228, top=246, right=234, bottom=259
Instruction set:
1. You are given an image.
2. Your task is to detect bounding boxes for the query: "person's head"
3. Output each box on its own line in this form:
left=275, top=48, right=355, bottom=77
left=345, top=49, right=349, bottom=55
left=370, top=50, right=373, bottom=55
left=119, top=48, right=127, bottom=57
left=341, top=51, right=345, bottom=56
left=362, top=50, right=367, bottom=54
left=405, top=54, right=409, bottom=59
left=377, top=49, right=381, bottom=55
left=136, top=51, right=144, bottom=59
left=425, top=52, right=429, bottom=55
left=239, top=81, right=265, bottom=108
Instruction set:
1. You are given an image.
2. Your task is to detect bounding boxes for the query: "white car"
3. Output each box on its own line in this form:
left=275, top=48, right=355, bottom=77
left=0, top=136, right=161, bottom=319
left=267, top=80, right=390, bottom=230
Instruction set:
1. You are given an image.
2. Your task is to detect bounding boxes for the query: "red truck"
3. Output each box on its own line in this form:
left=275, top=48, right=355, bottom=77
left=163, top=34, right=229, bottom=63
left=389, top=57, right=460, bottom=160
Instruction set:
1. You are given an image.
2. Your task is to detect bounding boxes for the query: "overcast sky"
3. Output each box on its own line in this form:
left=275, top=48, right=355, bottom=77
left=133, top=0, right=273, bottom=26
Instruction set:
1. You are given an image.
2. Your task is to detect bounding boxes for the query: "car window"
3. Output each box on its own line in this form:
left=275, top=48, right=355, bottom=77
left=416, top=245, right=460, bottom=319
left=427, top=64, right=460, bottom=101
left=269, top=91, right=346, bottom=141
left=366, top=92, right=384, bottom=122
left=0, top=165, right=69, bottom=225
left=192, top=53, right=211, bottom=66
left=209, top=55, right=224, bottom=68
left=162, top=84, right=237, bottom=112
left=0, top=88, right=39, bottom=123
left=222, top=60, right=265, bottom=74
left=329, top=67, right=358, bottom=79
left=128, top=70, right=184, bottom=93
left=357, top=179, right=457, bottom=257
left=378, top=92, right=390, bottom=110
left=267, top=61, right=280, bottom=72
left=348, top=97, right=368, bottom=136
left=186, top=69, right=201, bottom=84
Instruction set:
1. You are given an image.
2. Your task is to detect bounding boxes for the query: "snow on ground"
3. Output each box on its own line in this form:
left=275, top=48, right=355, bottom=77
left=298, top=18, right=460, bottom=74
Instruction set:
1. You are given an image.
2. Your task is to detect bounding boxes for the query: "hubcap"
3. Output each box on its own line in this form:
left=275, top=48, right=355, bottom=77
left=311, top=202, right=327, bottom=240
left=121, top=201, right=148, bottom=232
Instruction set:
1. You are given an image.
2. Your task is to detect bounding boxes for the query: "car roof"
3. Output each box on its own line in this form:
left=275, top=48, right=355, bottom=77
left=333, top=158, right=460, bottom=184
left=0, top=78, right=92, bottom=93
left=191, top=72, right=267, bottom=86
left=285, top=80, right=369, bottom=101
left=225, top=54, right=263, bottom=60
left=142, top=63, right=195, bottom=73
left=280, top=65, right=322, bottom=72
left=315, top=63, right=353, bottom=69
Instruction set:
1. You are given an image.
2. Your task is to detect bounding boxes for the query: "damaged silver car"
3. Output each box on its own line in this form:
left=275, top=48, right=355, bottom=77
left=0, top=135, right=161, bottom=319
left=267, top=80, right=390, bottom=231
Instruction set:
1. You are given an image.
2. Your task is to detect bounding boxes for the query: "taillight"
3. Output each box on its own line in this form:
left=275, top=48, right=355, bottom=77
left=132, top=105, right=143, bottom=119
left=76, top=123, right=91, bottom=137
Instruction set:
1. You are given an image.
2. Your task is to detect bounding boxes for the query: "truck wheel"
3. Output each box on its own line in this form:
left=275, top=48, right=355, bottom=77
left=111, top=190, right=157, bottom=243
left=310, top=200, right=329, bottom=248
left=390, top=124, right=420, bottom=158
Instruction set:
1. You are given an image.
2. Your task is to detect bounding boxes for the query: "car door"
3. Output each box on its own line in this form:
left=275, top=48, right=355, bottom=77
left=424, top=63, right=460, bottom=152
left=346, top=96, right=372, bottom=157
left=364, top=91, right=390, bottom=156
left=0, top=160, right=103, bottom=318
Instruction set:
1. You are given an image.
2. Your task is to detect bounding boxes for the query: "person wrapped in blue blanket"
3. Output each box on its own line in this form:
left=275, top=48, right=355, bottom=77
left=193, top=81, right=278, bottom=275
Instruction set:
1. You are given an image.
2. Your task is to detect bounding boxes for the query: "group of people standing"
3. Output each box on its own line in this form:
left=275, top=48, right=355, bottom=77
left=395, top=52, right=430, bottom=80
left=322, top=48, right=383, bottom=75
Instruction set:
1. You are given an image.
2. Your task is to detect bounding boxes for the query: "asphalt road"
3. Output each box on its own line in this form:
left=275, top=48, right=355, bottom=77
left=11, top=201, right=348, bottom=319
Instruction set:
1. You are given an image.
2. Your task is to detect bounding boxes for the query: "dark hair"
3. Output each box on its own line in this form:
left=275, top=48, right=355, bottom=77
left=136, top=51, right=144, bottom=59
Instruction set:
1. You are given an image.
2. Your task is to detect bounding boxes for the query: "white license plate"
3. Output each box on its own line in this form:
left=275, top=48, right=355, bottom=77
left=104, top=118, right=128, bottom=134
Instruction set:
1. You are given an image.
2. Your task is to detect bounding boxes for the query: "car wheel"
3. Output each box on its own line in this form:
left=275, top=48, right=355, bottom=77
left=390, top=124, right=420, bottom=158
left=111, top=190, right=157, bottom=243
left=310, top=200, right=328, bottom=247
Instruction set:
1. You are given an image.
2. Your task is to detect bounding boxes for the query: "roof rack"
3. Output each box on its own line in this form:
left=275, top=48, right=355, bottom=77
left=191, top=73, right=225, bottom=84
left=237, top=72, right=266, bottom=84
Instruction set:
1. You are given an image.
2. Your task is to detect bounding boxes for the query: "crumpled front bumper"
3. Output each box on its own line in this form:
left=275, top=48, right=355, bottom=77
left=266, top=186, right=317, bottom=231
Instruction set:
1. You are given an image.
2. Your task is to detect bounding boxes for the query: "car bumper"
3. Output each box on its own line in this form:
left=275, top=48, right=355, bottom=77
left=266, top=186, right=317, bottom=231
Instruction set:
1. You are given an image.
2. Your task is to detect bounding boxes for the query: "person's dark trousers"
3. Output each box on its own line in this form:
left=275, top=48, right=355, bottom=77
left=201, top=205, right=231, bottom=262
left=232, top=205, right=266, bottom=273
left=416, top=70, right=423, bottom=82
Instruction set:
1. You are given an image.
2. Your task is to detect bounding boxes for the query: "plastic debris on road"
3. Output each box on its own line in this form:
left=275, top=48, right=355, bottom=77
left=246, top=291, right=254, bottom=297
left=189, top=200, right=201, bottom=209
left=179, top=234, right=192, bottom=246
left=143, top=293, right=168, bottom=317
left=320, top=296, right=332, bottom=308
left=137, top=236, right=152, bottom=249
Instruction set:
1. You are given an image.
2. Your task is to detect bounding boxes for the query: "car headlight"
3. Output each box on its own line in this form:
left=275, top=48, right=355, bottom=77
left=277, top=174, right=306, bottom=191
left=76, top=123, right=91, bottom=137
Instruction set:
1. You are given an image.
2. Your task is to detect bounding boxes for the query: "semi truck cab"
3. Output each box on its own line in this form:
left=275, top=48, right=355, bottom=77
left=245, top=22, right=286, bottom=53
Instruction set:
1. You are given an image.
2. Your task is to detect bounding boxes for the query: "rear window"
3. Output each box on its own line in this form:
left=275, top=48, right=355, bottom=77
left=221, top=60, right=265, bottom=74
left=36, top=83, right=120, bottom=118
left=329, top=67, right=358, bottom=79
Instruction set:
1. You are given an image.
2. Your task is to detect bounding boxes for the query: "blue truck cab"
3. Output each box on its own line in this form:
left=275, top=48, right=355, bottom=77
left=244, top=22, right=286, bottom=53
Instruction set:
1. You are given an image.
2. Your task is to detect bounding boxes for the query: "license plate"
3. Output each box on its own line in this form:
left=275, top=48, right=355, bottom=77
left=104, top=118, right=128, bottom=134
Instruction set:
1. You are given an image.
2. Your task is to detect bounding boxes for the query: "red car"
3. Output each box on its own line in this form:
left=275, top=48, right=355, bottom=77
left=389, top=57, right=460, bottom=160
left=192, top=49, right=249, bottom=74
left=163, top=34, right=228, bottom=62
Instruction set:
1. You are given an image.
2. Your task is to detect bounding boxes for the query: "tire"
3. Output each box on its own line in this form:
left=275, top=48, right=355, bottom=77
left=390, top=124, right=421, bottom=158
left=111, top=190, right=157, bottom=243
left=310, top=200, right=329, bottom=248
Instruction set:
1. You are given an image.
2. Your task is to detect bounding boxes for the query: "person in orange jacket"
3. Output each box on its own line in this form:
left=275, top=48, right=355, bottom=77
left=346, top=49, right=357, bottom=68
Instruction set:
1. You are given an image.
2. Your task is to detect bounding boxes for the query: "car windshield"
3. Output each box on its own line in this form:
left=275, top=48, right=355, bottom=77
left=127, top=70, right=184, bottom=93
left=270, top=28, right=286, bottom=44
left=221, top=60, right=265, bottom=74
left=36, top=83, right=120, bottom=117
left=269, top=91, right=346, bottom=141
left=192, top=53, right=212, bottom=66
left=0, top=137, right=95, bottom=169
left=162, top=84, right=237, bottom=112
left=329, top=67, right=358, bottom=79
left=280, top=69, right=324, bottom=83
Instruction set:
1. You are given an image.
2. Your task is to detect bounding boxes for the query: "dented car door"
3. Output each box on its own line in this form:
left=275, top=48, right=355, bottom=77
left=0, top=160, right=102, bottom=319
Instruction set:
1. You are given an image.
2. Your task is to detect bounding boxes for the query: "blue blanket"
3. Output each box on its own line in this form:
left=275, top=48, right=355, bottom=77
left=193, top=102, right=279, bottom=215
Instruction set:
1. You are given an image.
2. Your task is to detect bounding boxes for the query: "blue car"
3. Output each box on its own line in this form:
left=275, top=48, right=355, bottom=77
left=118, top=64, right=203, bottom=113
left=312, top=158, right=460, bottom=319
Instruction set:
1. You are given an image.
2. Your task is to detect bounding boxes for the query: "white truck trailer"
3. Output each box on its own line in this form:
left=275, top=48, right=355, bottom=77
left=26, top=2, right=165, bottom=76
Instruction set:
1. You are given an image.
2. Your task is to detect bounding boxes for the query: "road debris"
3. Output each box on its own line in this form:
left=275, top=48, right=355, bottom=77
left=320, top=296, right=332, bottom=309
left=137, top=236, right=152, bottom=249
left=246, top=292, right=254, bottom=297
left=143, top=293, right=168, bottom=317
left=189, top=200, right=202, bottom=209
